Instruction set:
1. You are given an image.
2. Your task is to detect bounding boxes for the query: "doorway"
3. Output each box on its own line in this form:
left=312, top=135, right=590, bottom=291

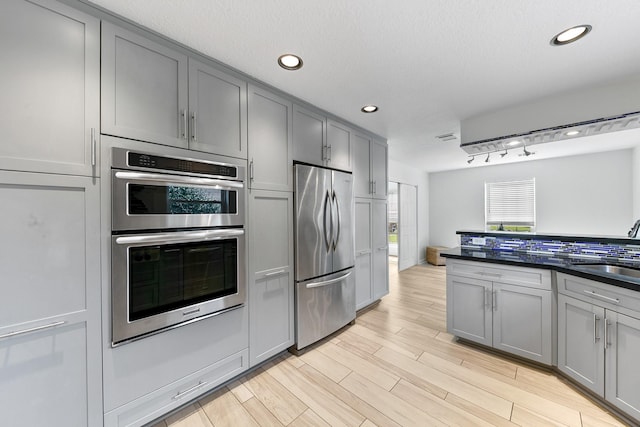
left=388, top=182, right=418, bottom=271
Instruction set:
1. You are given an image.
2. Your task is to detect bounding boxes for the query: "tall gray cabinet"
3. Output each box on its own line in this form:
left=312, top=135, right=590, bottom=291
left=557, top=272, right=640, bottom=420
left=0, top=1, right=102, bottom=425
left=247, top=86, right=295, bottom=366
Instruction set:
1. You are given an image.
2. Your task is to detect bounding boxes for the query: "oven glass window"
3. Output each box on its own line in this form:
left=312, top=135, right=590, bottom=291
left=128, top=239, right=238, bottom=321
left=128, top=183, right=237, bottom=215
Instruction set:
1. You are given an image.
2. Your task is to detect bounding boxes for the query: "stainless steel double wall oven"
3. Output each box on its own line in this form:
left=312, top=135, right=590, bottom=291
left=111, top=148, right=246, bottom=344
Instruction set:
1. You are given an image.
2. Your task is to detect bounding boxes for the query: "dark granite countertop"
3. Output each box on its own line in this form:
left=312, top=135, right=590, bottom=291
left=441, top=247, right=640, bottom=292
left=456, top=230, right=640, bottom=245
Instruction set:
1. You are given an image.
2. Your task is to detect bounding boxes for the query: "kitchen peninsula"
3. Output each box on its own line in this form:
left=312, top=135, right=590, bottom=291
left=443, top=230, right=640, bottom=424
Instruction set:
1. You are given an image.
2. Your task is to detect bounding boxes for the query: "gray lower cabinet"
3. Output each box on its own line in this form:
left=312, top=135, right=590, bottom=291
left=446, top=259, right=553, bottom=365
left=248, top=190, right=294, bottom=366
left=0, top=0, right=99, bottom=177
left=102, top=23, right=247, bottom=157
left=355, top=198, right=389, bottom=309
left=247, top=85, right=293, bottom=191
left=557, top=273, right=640, bottom=421
left=0, top=171, right=101, bottom=427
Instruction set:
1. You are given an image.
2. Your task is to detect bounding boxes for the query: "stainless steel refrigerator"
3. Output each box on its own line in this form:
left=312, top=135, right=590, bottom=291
left=294, top=163, right=355, bottom=350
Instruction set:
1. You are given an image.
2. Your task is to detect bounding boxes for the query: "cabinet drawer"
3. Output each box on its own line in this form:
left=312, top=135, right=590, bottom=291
left=447, top=259, right=552, bottom=290
left=557, top=272, right=640, bottom=315
left=104, top=349, right=248, bottom=427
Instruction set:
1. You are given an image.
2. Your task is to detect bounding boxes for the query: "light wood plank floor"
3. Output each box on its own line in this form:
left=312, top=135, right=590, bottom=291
left=150, top=261, right=631, bottom=427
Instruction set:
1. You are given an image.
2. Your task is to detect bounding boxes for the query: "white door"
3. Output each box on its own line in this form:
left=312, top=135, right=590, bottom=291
left=398, top=183, right=418, bottom=271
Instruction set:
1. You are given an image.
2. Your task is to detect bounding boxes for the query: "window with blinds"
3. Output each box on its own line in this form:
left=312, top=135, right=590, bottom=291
left=485, top=178, right=536, bottom=232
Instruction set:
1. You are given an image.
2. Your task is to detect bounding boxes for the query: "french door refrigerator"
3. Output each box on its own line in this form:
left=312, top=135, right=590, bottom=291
left=294, top=163, right=355, bottom=350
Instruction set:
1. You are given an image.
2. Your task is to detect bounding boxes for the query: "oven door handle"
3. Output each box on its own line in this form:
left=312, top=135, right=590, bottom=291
left=114, top=229, right=244, bottom=246
left=114, top=171, right=244, bottom=189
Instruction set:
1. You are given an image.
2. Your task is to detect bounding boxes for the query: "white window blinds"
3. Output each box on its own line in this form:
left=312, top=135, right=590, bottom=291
left=485, top=178, right=536, bottom=226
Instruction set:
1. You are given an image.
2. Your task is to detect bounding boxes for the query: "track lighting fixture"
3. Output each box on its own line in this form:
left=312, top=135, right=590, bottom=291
left=523, top=144, right=533, bottom=156
left=467, top=156, right=475, bottom=164
left=500, top=149, right=508, bottom=158
left=485, top=153, right=490, bottom=163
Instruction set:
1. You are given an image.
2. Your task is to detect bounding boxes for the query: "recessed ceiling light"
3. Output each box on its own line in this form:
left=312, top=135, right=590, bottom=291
left=361, top=105, right=378, bottom=113
left=551, top=25, right=592, bottom=46
left=565, top=130, right=581, bottom=136
left=277, top=54, right=303, bottom=70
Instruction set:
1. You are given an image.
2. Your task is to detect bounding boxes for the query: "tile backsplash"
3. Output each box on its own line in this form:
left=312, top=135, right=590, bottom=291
left=460, top=234, right=640, bottom=264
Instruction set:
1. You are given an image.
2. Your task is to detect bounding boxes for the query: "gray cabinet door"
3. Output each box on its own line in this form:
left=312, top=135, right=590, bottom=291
left=0, top=171, right=101, bottom=426
left=493, top=283, right=552, bottom=364
left=293, top=104, right=326, bottom=166
left=248, top=191, right=294, bottom=366
left=188, top=59, right=247, bottom=158
left=557, top=294, right=605, bottom=395
left=0, top=0, right=99, bottom=176
left=605, top=311, right=640, bottom=420
left=327, top=120, right=352, bottom=171
left=355, top=199, right=373, bottom=309
left=248, top=85, right=293, bottom=191
left=371, top=139, right=388, bottom=199
left=446, top=275, right=492, bottom=347
left=102, top=22, right=188, bottom=148
left=353, top=133, right=372, bottom=198
left=372, top=199, right=389, bottom=300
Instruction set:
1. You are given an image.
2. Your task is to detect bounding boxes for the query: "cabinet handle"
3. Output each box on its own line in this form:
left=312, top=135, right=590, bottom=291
left=191, top=111, right=197, bottom=142
left=373, top=180, right=377, bottom=194
left=327, top=144, right=332, bottom=162
left=593, top=314, right=600, bottom=343
left=493, top=290, right=498, bottom=311
left=172, top=381, right=207, bottom=400
left=604, top=319, right=610, bottom=349
left=249, top=160, right=254, bottom=182
left=265, top=269, right=286, bottom=277
left=90, top=128, right=97, bottom=167
left=479, top=272, right=502, bottom=278
left=0, top=321, right=66, bottom=340
left=583, top=290, right=619, bottom=304
left=180, top=109, right=187, bottom=139
left=484, top=289, right=490, bottom=310
left=377, top=246, right=388, bottom=251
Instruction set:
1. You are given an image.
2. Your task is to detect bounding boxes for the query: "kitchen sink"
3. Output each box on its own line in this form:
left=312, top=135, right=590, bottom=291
left=577, top=264, right=640, bottom=279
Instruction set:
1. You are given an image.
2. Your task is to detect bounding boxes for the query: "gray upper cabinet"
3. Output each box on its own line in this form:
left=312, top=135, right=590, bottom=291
left=188, top=58, right=247, bottom=158
left=0, top=170, right=102, bottom=427
left=326, top=120, right=353, bottom=172
left=293, top=104, right=327, bottom=166
left=248, top=85, right=293, bottom=191
left=0, top=0, right=99, bottom=177
left=353, top=133, right=388, bottom=199
left=102, top=23, right=248, bottom=157
left=102, top=22, right=189, bottom=149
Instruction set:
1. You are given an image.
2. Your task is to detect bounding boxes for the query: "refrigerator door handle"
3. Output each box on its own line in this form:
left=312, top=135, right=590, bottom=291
left=305, top=271, right=352, bottom=289
left=323, top=190, right=332, bottom=252
left=332, top=190, right=341, bottom=251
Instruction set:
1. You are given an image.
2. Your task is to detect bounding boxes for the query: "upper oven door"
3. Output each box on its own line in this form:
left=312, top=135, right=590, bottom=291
left=112, top=170, right=245, bottom=231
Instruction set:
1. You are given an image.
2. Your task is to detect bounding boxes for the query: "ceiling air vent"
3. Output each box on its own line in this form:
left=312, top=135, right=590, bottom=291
left=435, top=133, right=457, bottom=142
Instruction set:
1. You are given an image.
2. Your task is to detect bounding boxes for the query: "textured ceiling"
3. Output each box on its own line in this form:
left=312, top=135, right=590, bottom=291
left=88, top=0, right=640, bottom=171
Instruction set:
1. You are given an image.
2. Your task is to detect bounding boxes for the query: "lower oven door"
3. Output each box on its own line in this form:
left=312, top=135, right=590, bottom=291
left=111, top=228, right=245, bottom=344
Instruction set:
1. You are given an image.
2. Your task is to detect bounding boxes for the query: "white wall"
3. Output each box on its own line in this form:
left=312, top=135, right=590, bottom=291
left=633, top=146, right=640, bottom=220
left=429, top=149, right=633, bottom=248
left=389, top=159, right=429, bottom=263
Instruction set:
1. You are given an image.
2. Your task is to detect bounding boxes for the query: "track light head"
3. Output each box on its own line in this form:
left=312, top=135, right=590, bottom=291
left=467, top=156, right=475, bottom=164
left=485, top=153, right=490, bottom=163
left=500, top=149, right=508, bottom=158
